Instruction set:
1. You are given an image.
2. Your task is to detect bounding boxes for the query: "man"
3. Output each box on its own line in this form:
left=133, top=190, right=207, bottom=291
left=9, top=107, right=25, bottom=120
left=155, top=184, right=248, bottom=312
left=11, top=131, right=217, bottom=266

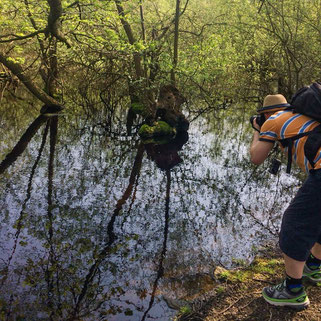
left=250, top=94, right=321, bottom=310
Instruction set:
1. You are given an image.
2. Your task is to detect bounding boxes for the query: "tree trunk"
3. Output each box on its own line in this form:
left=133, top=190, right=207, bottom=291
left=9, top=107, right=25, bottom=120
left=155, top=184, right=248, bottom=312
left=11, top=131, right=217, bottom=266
left=115, top=0, right=143, bottom=79
left=171, top=0, right=180, bottom=86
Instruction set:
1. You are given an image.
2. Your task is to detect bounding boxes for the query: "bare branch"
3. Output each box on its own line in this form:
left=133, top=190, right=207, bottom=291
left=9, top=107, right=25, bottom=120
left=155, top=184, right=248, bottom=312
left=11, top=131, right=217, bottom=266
left=139, top=0, right=146, bottom=42
left=157, top=0, right=189, bottom=41
left=258, top=0, right=266, bottom=13
left=179, top=22, right=227, bottom=37
left=114, top=0, right=143, bottom=78
left=0, top=29, right=46, bottom=43
left=171, top=0, right=180, bottom=85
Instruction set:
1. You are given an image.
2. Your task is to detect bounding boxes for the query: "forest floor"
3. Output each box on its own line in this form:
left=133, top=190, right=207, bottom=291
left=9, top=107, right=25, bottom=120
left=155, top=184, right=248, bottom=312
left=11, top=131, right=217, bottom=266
left=172, top=243, right=321, bottom=321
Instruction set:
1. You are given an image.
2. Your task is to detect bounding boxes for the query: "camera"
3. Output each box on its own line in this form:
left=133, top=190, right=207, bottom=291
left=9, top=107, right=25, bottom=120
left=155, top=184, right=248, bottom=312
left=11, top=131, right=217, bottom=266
left=250, top=114, right=266, bottom=129
left=269, top=158, right=281, bottom=175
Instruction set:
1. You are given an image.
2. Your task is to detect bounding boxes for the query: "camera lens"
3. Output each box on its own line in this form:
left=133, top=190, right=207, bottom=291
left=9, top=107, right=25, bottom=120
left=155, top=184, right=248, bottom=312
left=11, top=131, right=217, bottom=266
left=250, top=116, right=256, bottom=127
left=269, top=158, right=281, bottom=175
left=256, top=114, right=266, bottom=127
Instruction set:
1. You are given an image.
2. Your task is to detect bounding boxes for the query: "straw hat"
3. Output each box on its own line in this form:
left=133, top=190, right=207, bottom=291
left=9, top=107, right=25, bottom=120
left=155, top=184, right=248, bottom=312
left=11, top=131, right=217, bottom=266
left=257, top=94, right=291, bottom=114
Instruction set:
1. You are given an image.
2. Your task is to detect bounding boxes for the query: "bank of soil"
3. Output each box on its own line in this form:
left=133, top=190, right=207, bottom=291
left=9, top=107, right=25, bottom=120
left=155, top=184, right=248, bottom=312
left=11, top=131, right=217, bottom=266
left=173, top=243, right=321, bottom=321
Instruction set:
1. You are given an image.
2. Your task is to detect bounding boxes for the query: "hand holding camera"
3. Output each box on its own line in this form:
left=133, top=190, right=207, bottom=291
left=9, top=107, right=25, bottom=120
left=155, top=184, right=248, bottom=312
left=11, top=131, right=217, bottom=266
left=250, top=114, right=266, bottom=132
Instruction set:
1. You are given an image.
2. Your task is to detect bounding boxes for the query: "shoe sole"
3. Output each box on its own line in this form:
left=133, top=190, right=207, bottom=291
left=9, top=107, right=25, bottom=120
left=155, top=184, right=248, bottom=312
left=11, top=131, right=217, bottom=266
left=303, top=274, right=321, bottom=284
left=303, top=265, right=321, bottom=284
left=262, top=292, right=310, bottom=311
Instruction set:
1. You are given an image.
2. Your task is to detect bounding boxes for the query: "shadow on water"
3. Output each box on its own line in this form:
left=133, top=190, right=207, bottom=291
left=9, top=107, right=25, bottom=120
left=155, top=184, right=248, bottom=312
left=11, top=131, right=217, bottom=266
left=0, top=109, right=301, bottom=320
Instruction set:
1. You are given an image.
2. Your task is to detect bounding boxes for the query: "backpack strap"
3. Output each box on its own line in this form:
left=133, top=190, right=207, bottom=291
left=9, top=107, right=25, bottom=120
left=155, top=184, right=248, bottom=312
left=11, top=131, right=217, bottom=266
left=279, top=132, right=312, bottom=173
left=304, top=124, right=321, bottom=170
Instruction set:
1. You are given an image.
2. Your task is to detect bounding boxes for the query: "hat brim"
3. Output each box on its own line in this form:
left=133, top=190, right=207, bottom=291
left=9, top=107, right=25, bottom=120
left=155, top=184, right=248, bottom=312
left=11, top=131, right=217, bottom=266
left=257, top=103, right=291, bottom=114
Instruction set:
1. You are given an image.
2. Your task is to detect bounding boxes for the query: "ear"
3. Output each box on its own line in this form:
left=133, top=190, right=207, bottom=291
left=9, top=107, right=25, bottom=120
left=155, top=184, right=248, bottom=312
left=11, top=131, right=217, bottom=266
left=264, top=112, right=273, bottom=119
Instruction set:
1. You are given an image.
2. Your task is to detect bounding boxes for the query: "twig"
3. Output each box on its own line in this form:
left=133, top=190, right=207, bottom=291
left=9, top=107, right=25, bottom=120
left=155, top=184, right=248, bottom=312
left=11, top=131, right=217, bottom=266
left=258, top=0, right=266, bottom=13
left=215, top=297, right=243, bottom=314
left=238, top=297, right=257, bottom=310
left=252, top=278, right=275, bottom=284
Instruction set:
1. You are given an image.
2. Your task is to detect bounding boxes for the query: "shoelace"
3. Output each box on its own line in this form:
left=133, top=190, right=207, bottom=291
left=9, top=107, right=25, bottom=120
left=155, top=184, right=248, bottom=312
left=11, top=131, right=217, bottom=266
left=274, top=282, right=285, bottom=292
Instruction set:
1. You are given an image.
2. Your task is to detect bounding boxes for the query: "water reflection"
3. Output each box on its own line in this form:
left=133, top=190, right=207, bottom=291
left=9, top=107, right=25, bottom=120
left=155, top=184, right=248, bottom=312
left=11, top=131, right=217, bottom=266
left=0, top=109, right=300, bottom=320
left=0, top=114, right=49, bottom=175
left=144, top=131, right=189, bottom=171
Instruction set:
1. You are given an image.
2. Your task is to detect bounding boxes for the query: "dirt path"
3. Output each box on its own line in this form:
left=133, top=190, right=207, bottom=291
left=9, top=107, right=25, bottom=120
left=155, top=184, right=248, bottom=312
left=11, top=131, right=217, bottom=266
left=174, top=245, right=321, bottom=321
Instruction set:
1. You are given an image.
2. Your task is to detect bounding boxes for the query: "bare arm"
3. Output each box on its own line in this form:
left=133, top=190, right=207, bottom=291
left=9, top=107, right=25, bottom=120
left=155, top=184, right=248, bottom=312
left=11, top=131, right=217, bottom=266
left=250, top=118, right=274, bottom=165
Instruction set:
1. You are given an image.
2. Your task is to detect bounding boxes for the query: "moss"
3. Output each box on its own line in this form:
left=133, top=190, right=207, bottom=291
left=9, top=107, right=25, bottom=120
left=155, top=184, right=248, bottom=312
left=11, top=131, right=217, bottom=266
left=138, top=121, right=175, bottom=140
left=131, top=102, right=146, bottom=115
left=214, top=256, right=283, bottom=285
left=138, top=124, right=154, bottom=138
left=218, top=270, right=249, bottom=283
left=216, top=286, right=225, bottom=294
left=179, top=305, right=192, bottom=314
left=249, top=258, right=281, bottom=275
left=218, top=270, right=232, bottom=281
left=266, top=259, right=282, bottom=267
left=153, top=121, right=175, bottom=136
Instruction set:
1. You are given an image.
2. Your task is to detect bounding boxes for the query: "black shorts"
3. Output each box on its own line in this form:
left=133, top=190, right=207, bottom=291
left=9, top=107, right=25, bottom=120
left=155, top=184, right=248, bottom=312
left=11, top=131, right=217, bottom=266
left=279, top=169, right=321, bottom=262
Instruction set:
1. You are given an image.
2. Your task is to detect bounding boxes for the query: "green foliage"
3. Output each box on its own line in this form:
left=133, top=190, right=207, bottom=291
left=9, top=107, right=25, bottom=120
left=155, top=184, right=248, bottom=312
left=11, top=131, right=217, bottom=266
left=216, top=286, right=225, bottom=294
left=131, top=102, right=146, bottom=115
left=179, top=305, right=192, bottom=314
left=1, top=0, right=321, bottom=115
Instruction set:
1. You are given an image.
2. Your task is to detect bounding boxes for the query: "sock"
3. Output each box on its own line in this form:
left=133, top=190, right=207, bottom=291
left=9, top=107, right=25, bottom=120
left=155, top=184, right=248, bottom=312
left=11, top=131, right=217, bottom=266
left=285, top=274, right=303, bottom=294
left=306, top=253, right=321, bottom=270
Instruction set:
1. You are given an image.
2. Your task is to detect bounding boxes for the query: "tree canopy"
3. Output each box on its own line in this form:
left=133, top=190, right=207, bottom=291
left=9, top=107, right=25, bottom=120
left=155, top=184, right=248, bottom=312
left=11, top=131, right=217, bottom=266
left=0, top=0, right=320, bottom=118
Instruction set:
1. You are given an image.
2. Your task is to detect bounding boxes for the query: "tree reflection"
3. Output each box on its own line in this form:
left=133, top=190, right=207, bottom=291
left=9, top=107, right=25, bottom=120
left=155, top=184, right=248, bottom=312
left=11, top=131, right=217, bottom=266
left=71, top=143, right=145, bottom=319
left=144, top=131, right=189, bottom=171
left=0, top=119, right=49, bottom=287
left=141, top=169, right=171, bottom=321
left=0, top=110, right=300, bottom=320
left=0, top=114, right=49, bottom=175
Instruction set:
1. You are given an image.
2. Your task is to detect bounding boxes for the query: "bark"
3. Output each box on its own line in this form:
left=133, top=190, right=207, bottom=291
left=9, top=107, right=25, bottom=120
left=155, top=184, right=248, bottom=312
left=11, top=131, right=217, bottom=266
left=46, top=40, right=59, bottom=96
left=47, top=0, right=71, bottom=48
left=171, top=0, right=180, bottom=85
left=139, top=0, right=146, bottom=43
left=114, top=0, right=143, bottom=78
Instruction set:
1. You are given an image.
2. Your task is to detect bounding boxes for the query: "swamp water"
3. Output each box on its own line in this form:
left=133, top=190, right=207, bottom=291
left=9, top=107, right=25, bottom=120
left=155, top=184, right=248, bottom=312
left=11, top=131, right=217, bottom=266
left=0, top=108, right=301, bottom=320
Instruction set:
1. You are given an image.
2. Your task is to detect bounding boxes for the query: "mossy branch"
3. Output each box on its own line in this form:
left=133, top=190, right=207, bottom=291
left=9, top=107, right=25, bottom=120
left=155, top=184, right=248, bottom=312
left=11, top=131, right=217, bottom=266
left=0, top=53, right=61, bottom=106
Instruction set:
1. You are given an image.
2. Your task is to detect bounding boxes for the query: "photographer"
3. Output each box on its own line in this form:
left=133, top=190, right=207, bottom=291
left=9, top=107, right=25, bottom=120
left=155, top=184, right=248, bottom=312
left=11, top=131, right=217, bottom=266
left=250, top=94, right=321, bottom=310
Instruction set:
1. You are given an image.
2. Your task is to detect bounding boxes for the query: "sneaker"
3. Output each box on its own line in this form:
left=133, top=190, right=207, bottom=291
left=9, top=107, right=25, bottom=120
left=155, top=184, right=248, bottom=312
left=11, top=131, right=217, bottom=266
left=303, top=263, right=321, bottom=283
left=262, top=280, right=309, bottom=310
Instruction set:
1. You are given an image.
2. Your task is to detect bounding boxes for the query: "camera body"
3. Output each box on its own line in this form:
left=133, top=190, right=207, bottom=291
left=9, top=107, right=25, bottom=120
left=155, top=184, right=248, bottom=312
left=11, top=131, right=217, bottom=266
left=269, top=158, right=281, bottom=175
left=250, top=114, right=266, bottom=128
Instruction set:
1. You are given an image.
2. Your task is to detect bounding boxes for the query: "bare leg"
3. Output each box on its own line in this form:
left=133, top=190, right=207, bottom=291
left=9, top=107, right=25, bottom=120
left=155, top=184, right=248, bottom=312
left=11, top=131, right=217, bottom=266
left=283, top=253, right=305, bottom=279
left=310, top=243, right=321, bottom=260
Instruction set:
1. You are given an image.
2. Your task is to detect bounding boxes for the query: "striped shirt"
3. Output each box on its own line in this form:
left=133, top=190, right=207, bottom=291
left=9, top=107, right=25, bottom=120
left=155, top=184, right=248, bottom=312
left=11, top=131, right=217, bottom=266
left=259, top=110, right=321, bottom=173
